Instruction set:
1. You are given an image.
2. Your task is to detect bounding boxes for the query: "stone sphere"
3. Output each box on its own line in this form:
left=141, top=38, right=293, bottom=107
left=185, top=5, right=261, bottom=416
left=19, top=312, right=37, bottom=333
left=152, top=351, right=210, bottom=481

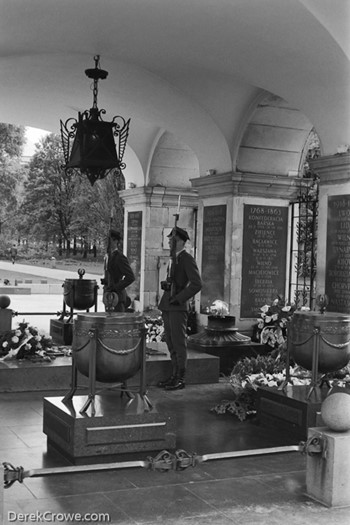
left=321, top=391, right=350, bottom=432
left=0, top=295, right=11, bottom=309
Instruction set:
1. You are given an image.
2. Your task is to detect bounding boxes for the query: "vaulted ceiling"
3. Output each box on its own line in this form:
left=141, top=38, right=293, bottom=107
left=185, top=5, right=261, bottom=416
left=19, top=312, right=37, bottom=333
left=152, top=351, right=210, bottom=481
left=0, top=0, right=349, bottom=185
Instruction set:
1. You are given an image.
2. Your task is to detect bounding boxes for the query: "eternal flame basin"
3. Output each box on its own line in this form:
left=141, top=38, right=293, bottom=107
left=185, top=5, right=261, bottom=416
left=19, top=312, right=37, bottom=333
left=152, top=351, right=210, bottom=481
left=72, top=312, right=144, bottom=383
left=289, top=311, right=350, bottom=374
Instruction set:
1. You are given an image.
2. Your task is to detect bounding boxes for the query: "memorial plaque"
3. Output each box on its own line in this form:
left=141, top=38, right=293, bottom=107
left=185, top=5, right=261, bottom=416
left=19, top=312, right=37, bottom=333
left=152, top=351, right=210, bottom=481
left=241, top=204, right=288, bottom=318
left=200, top=205, right=226, bottom=312
left=325, top=195, right=350, bottom=313
left=127, top=211, right=142, bottom=299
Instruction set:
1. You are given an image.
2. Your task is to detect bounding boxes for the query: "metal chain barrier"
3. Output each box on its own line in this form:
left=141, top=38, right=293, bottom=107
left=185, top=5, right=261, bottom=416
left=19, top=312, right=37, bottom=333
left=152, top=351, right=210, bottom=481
left=3, top=445, right=301, bottom=489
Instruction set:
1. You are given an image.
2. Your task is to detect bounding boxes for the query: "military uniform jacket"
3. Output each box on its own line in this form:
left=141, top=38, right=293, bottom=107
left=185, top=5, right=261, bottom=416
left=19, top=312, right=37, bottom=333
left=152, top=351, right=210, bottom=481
left=103, top=250, right=135, bottom=303
left=158, top=250, right=202, bottom=312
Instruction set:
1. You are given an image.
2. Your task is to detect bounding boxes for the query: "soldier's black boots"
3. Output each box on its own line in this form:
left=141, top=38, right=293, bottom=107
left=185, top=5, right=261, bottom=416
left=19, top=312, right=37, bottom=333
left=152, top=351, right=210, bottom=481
left=165, top=378, right=185, bottom=390
left=165, top=370, right=185, bottom=390
left=157, top=375, right=176, bottom=388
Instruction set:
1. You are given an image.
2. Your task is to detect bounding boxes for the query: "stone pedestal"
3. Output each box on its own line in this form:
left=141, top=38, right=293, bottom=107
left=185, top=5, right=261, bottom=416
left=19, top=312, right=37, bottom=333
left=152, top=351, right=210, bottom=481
left=0, top=307, right=12, bottom=336
left=257, top=385, right=328, bottom=440
left=306, top=426, right=350, bottom=507
left=43, top=394, right=176, bottom=464
left=188, top=315, right=265, bottom=374
left=50, top=319, right=73, bottom=345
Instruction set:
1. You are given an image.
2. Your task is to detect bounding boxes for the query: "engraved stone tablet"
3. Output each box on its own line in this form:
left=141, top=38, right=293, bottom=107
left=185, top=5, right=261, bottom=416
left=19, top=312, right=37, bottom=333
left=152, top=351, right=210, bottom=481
left=325, top=195, right=350, bottom=313
left=241, top=204, right=288, bottom=318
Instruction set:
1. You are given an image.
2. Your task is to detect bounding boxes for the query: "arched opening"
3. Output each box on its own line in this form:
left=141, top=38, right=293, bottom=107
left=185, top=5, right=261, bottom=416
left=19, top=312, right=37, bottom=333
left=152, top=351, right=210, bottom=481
left=148, top=132, right=200, bottom=188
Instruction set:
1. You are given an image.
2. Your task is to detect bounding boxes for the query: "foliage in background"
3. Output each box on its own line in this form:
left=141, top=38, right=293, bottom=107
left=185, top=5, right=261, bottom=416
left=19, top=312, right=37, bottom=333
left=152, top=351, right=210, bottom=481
left=0, top=123, right=26, bottom=160
left=7, top=132, right=125, bottom=259
left=0, top=123, right=26, bottom=244
left=20, top=134, right=79, bottom=249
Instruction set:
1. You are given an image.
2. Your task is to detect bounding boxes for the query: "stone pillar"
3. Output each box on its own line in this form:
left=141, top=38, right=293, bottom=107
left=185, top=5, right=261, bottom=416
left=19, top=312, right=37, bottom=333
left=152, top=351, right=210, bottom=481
left=120, top=186, right=198, bottom=311
left=306, top=427, right=350, bottom=507
left=191, top=173, right=234, bottom=320
left=192, top=171, right=297, bottom=333
left=309, top=153, right=350, bottom=312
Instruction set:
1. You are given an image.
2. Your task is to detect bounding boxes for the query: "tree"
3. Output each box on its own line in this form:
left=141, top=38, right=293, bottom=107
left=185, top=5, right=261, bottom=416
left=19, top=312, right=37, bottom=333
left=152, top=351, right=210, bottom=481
left=20, top=134, right=80, bottom=254
left=0, top=123, right=26, bottom=248
left=73, top=171, right=125, bottom=255
left=20, top=133, right=125, bottom=257
left=0, top=123, right=25, bottom=161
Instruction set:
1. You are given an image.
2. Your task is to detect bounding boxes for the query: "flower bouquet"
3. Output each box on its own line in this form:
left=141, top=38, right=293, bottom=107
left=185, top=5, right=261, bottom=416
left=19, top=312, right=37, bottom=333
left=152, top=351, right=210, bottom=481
left=253, top=297, right=296, bottom=349
left=0, top=321, right=53, bottom=361
left=145, top=315, right=165, bottom=343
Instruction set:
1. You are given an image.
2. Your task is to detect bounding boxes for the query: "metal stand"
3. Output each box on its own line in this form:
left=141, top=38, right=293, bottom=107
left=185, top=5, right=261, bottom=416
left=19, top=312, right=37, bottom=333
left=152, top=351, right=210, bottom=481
left=281, top=328, right=329, bottom=399
left=62, top=326, right=151, bottom=416
left=60, top=281, right=99, bottom=323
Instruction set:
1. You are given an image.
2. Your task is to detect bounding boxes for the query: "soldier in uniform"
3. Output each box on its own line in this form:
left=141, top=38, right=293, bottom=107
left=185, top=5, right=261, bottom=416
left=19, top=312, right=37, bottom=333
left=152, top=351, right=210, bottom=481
left=102, top=229, right=135, bottom=312
left=158, top=226, right=202, bottom=390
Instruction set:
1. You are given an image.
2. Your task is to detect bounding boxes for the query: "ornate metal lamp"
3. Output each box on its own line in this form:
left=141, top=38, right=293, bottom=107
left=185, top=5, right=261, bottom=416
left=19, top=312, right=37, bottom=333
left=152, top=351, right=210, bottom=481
left=60, top=55, right=130, bottom=186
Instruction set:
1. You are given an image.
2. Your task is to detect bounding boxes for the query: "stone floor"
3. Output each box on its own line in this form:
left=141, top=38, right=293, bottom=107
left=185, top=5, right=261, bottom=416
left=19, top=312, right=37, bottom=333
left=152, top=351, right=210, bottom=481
left=1, top=383, right=349, bottom=525
left=1, top=260, right=349, bottom=523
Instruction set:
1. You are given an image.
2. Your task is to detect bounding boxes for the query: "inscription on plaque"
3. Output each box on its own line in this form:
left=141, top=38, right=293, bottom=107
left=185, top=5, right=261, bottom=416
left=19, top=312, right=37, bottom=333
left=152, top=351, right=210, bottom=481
left=127, top=211, right=142, bottom=299
left=200, top=205, right=226, bottom=312
left=325, top=195, right=350, bottom=313
left=241, top=204, right=288, bottom=318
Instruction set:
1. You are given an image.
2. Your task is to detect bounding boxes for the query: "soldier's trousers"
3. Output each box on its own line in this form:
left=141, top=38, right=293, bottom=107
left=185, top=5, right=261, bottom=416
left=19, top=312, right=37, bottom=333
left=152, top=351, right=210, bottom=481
left=162, top=310, right=188, bottom=373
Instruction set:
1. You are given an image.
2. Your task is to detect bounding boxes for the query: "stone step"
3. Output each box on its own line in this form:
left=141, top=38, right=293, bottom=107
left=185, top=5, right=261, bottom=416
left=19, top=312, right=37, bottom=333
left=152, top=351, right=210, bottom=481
left=0, top=343, right=219, bottom=393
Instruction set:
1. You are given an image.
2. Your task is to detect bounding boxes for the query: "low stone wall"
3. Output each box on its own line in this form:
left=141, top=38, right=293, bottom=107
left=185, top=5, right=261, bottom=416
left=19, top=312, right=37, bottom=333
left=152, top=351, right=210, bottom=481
left=0, top=284, right=64, bottom=294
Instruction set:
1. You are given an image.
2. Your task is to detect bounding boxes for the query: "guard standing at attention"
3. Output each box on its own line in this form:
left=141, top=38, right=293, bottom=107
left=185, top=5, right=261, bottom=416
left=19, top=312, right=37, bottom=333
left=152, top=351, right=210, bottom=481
left=158, top=226, right=202, bottom=390
left=102, top=229, right=135, bottom=312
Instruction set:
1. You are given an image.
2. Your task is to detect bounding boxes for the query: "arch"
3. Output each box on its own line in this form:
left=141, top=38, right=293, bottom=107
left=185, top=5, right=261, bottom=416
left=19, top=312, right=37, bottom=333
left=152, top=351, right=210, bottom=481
left=148, top=132, right=200, bottom=188
left=236, top=94, right=314, bottom=177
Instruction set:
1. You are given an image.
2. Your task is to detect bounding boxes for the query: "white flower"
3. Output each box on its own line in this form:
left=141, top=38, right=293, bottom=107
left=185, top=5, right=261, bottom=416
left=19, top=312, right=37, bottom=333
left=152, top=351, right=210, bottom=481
left=15, top=330, right=22, bottom=337
left=11, top=336, right=19, bottom=344
left=7, top=348, right=19, bottom=358
left=282, top=306, right=291, bottom=312
left=35, top=335, right=41, bottom=342
left=25, top=344, right=31, bottom=350
left=261, top=305, right=270, bottom=313
left=271, top=313, right=279, bottom=321
left=2, top=341, right=8, bottom=348
left=265, top=315, right=272, bottom=323
left=267, top=380, right=278, bottom=387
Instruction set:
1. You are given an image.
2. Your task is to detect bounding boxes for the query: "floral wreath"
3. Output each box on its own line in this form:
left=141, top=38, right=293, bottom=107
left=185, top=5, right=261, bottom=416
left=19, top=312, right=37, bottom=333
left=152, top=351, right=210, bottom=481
left=253, top=297, right=296, bottom=349
left=0, top=321, right=53, bottom=360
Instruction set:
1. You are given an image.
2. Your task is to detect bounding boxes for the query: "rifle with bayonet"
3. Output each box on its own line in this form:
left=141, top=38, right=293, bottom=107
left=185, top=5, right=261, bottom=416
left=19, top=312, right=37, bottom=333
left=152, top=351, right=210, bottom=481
left=160, top=195, right=181, bottom=298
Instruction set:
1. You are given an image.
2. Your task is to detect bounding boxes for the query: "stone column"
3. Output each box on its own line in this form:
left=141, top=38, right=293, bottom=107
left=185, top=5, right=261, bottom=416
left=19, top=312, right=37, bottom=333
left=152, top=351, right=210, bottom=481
left=192, top=172, right=298, bottom=332
left=120, top=186, right=198, bottom=311
left=309, top=153, right=350, bottom=312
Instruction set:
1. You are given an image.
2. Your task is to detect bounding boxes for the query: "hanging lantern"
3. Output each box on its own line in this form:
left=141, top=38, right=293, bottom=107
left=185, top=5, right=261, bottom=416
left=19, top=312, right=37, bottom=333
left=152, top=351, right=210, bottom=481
left=60, top=55, right=130, bottom=185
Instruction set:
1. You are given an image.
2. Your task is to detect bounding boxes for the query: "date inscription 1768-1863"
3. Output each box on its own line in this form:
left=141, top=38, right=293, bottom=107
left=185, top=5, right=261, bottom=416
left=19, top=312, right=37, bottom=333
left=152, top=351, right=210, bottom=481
left=241, top=204, right=288, bottom=318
